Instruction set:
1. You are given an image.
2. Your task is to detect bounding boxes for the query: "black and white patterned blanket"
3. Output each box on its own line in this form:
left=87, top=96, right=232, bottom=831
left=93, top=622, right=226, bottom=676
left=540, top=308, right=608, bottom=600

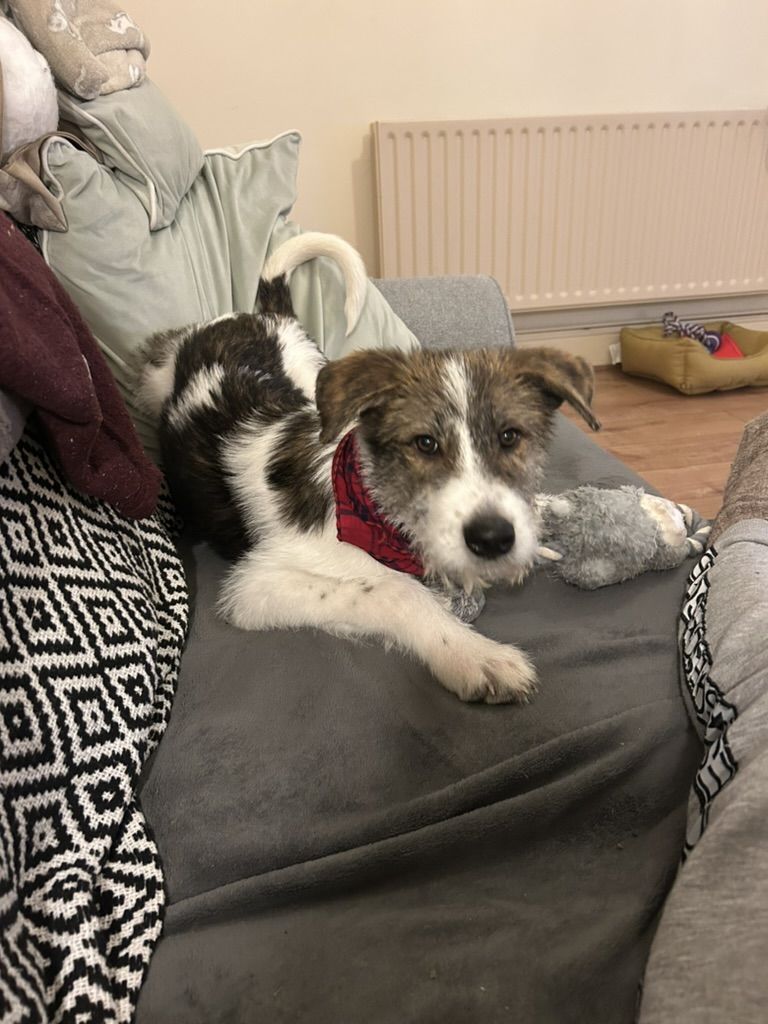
left=0, top=427, right=188, bottom=1022
left=679, top=547, right=737, bottom=855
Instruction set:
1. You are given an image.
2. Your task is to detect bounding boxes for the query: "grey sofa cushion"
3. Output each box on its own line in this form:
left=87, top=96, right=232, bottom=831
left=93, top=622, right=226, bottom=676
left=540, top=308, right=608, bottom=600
left=374, top=274, right=516, bottom=348
left=136, top=417, right=699, bottom=1024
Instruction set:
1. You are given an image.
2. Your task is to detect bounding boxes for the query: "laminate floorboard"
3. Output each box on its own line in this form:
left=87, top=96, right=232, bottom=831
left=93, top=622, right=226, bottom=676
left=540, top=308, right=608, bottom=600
left=562, top=366, right=768, bottom=519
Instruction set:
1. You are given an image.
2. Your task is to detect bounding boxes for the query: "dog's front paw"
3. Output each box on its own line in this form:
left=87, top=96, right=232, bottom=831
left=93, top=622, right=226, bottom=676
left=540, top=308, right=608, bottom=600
left=434, top=633, right=537, bottom=704
left=478, top=644, right=538, bottom=704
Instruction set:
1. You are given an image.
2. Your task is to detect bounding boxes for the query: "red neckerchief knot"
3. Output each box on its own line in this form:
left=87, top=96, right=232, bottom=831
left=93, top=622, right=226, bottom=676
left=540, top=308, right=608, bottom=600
left=332, top=431, right=425, bottom=576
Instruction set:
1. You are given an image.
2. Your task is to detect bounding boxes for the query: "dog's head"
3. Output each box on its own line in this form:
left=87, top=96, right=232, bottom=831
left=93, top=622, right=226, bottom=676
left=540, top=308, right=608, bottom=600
left=315, top=346, right=600, bottom=588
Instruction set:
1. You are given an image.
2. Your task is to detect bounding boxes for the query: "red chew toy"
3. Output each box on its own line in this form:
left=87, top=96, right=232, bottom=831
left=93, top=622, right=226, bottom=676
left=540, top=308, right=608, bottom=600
left=713, top=332, right=744, bottom=360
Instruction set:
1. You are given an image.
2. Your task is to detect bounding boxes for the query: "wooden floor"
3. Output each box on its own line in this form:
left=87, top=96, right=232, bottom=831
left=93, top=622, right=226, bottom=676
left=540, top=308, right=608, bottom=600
left=562, top=366, right=768, bottom=519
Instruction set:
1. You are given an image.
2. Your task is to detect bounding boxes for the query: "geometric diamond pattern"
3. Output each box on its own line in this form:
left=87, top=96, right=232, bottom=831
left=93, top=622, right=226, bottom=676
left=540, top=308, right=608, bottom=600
left=0, top=426, right=188, bottom=1023
left=679, top=548, right=738, bottom=855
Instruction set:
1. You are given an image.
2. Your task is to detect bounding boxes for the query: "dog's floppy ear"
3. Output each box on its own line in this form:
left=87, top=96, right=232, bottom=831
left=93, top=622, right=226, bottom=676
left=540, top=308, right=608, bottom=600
left=512, top=347, right=601, bottom=431
left=315, top=349, right=407, bottom=443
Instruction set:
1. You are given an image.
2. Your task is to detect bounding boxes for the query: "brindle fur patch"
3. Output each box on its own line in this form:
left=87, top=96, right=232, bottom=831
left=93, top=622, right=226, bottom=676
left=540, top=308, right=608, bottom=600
left=266, top=409, right=332, bottom=532
left=153, top=307, right=322, bottom=559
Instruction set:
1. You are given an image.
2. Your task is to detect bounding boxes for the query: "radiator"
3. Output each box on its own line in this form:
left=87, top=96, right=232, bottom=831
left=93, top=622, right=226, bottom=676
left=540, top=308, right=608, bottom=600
left=373, top=112, right=768, bottom=313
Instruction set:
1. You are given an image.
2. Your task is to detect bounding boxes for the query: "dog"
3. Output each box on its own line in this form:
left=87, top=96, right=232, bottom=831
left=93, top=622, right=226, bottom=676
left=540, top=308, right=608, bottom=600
left=137, top=232, right=600, bottom=704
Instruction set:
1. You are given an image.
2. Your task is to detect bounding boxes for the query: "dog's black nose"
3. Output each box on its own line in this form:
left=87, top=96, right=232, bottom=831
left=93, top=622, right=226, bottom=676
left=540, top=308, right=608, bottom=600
left=463, top=515, right=516, bottom=559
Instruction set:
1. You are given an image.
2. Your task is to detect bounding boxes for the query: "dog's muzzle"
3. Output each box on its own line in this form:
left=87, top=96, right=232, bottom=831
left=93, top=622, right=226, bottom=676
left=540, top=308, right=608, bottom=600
left=463, top=514, right=516, bottom=560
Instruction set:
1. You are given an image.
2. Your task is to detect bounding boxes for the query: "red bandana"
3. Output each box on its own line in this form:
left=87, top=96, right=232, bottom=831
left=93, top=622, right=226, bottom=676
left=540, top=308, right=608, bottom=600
left=332, top=431, right=425, bottom=576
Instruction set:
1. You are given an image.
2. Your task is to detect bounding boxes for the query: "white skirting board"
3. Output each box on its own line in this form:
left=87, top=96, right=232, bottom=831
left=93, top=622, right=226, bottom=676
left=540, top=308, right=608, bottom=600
left=516, top=314, right=768, bottom=366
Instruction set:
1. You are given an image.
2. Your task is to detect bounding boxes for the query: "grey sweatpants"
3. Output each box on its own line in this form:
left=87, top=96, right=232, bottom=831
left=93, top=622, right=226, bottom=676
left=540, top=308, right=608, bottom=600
left=639, top=518, right=768, bottom=1023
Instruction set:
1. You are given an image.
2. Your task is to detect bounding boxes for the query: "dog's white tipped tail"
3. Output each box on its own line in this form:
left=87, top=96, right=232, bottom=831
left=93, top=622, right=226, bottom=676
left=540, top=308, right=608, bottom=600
left=262, top=232, right=367, bottom=336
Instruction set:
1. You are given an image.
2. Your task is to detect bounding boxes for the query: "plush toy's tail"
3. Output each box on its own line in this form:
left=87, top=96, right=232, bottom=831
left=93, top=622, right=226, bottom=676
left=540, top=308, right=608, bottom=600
left=258, top=232, right=367, bottom=336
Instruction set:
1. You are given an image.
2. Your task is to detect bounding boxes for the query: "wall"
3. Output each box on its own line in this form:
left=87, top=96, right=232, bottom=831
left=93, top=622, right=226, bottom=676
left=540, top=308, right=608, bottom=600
left=128, top=0, right=768, bottom=277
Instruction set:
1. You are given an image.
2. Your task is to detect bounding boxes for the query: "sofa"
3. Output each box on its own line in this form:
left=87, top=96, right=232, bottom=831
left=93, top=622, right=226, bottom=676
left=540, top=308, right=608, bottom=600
left=3, top=30, right=765, bottom=1024
left=0, top=269, right=702, bottom=1024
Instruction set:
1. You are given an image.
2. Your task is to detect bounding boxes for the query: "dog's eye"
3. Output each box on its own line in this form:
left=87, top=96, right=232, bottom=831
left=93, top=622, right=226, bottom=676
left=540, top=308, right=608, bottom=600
left=414, top=434, right=440, bottom=455
left=499, top=427, right=521, bottom=449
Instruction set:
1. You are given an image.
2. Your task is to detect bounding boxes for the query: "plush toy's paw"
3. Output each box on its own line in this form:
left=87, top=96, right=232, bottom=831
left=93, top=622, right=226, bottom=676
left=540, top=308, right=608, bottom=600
left=536, top=544, right=564, bottom=562
left=639, top=493, right=688, bottom=545
left=643, top=495, right=712, bottom=555
left=679, top=503, right=712, bottom=554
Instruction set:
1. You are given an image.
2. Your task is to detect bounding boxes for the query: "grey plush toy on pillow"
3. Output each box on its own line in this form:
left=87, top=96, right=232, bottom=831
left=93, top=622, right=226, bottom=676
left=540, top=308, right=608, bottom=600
left=536, top=485, right=711, bottom=590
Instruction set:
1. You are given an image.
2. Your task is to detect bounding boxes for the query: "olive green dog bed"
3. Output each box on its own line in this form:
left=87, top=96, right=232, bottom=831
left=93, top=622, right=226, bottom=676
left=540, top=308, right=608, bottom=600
left=620, top=321, right=768, bottom=394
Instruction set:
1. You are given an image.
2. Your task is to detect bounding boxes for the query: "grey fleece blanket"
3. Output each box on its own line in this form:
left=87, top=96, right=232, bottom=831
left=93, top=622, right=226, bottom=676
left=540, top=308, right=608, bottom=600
left=135, top=417, right=700, bottom=1024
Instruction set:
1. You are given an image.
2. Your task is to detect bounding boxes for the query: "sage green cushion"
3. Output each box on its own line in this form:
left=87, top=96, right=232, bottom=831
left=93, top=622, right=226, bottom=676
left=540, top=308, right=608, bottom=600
left=41, top=80, right=417, bottom=456
left=620, top=322, right=768, bottom=395
left=57, top=80, right=204, bottom=231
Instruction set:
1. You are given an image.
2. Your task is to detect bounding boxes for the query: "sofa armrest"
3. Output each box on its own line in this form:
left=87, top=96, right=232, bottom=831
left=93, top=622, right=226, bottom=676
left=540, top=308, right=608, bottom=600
left=372, top=275, right=515, bottom=349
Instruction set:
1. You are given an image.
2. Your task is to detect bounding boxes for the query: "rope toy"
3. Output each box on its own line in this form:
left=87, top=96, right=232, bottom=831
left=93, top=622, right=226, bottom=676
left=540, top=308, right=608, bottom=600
left=662, top=311, right=721, bottom=353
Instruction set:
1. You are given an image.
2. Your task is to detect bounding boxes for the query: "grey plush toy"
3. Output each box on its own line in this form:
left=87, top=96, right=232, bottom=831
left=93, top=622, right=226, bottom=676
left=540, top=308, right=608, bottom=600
left=423, top=577, right=487, bottom=623
left=536, top=485, right=711, bottom=590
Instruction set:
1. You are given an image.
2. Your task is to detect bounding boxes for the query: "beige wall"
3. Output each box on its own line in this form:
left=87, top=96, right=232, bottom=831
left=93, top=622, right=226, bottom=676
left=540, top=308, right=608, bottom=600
left=129, top=0, right=768, bottom=275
